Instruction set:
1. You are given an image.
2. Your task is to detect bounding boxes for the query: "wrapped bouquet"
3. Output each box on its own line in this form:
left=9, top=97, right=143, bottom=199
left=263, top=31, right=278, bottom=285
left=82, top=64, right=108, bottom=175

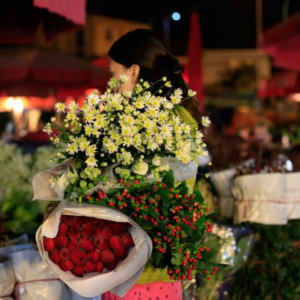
left=33, top=76, right=220, bottom=297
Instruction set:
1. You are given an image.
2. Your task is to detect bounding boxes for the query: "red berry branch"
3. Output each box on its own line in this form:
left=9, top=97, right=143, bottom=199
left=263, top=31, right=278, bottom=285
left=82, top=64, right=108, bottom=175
left=82, top=170, right=220, bottom=280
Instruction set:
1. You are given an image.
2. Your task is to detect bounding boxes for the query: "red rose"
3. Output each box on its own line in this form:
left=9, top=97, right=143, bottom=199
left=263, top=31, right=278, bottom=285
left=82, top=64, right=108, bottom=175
left=61, top=215, right=77, bottom=226
left=101, top=228, right=113, bottom=240
left=59, top=260, right=74, bottom=272
left=101, top=249, right=117, bottom=270
left=90, top=218, right=100, bottom=225
left=93, top=232, right=105, bottom=248
left=49, top=249, right=60, bottom=265
left=109, top=236, right=125, bottom=257
left=66, top=225, right=81, bottom=240
left=99, top=241, right=110, bottom=251
left=59, top=248, right=70, bottom=260
left=116, top=247, right=128, bottom=261
left=72, top=266, right=84, bottom=277
left=79, top=237, right=94, bottom=252
left=121, top=233, right=135, bottom=247
left=43, top=237, right=55, bottom=251
left=67, top=240, right=79, bottom=251
left=110, top=223, right=127, bottom=235
left=96, top=261, right=104, bottom=273
left=88, top=251, right=99, bottom=263
left=70, top=249, right=87, bottom=266
left=81, top=223, right=94, bottom=238
left=54, top=235, right=68, bottom=249
left=84, top=261, right=96, bottom=273
left=57, top=223, right=68, bottom=235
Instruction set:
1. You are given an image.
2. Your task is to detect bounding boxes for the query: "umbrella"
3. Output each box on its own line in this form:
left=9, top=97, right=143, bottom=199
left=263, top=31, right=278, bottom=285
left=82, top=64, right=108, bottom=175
left=0, top=48, right=110, bottom=98
left=0, top=0, right=86, bottom=44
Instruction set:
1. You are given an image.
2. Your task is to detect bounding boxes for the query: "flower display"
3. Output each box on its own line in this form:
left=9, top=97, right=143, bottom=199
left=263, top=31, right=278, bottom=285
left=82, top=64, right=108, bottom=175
left=43, top=216, right=134, bottom=277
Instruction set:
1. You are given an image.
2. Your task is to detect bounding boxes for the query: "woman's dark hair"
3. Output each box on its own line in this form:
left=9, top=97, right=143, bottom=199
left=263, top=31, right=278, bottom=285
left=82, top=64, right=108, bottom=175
left=108, top=29, right=201, bottom=122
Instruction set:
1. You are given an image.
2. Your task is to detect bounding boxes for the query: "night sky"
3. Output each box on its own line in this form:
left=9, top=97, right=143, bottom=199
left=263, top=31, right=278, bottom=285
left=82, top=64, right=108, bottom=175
left=87, top=0, right=300, bottom=55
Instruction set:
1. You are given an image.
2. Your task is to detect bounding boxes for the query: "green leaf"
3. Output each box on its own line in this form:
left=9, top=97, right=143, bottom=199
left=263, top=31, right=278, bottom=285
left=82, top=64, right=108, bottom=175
left=205, top=212, right=217, bottom=220
left=161, top=206, right=168, bottom=217
left=196, top=216, right=205, bottom=230
left=162, top=170, right=174, bottom=187
left=158, top=188, right=169, bottom=197
left=171, top=252, right=184, bottom=266
left=147, top=206, right=159, bottom=218
left=194, top=189, right=204, bottom=204
left=152, top=251, right=165, bottom=268
left=162, top=197, right=172, bottom=207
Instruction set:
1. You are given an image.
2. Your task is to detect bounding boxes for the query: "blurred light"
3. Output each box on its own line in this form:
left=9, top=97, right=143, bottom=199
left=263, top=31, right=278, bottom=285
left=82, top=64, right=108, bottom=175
left=4, top=97, right=24, bottom=113
left=5, top=97, right=14, bottom=110
left=172, top=12, right=181, bottom=21
left=288, top=93, right=300, bottom=102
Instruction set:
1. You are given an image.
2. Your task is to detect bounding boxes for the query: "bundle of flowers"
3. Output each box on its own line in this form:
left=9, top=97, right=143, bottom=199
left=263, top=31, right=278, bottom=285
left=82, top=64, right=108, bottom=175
left=43, top=216, right=134, bottom=277
left=34, top=75, right=219, bottom=297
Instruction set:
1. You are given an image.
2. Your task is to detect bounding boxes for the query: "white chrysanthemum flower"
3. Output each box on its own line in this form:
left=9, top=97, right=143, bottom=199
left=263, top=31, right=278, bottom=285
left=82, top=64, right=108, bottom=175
left=188, top=89, right=197, bottom=97
left=148, top=139, right=159, bottom=151
left=133, top=134, right=142, bottom=143
left=122, top=151, right=133, bottom=164
left=92, top=128, right=100, bottom=137
left=86, top=157, right=97, bottom=168
left=198, top=147, right=209, bottom=157
left=201, top=116, right=211, bottom=127
left=181, top=154, right=192, bottom=163
left=174, top=124, right=183, bottom=135
left=66, top=111, right=76, bottom=121
left=151, top=98, right=160, bottom=109
left=135, top=84, right=143, bottom=93
left=120, top=74, right=130, bottom=83
left=110, top=131, right=120, bottom=140
left=108, top=78, right=117, bottom=88
left=106, top=141, right=118, bottom=153
left=81, top=101, right=90, bottom=113
left=123, top=90, right=132, bottom=98
left=67, top=143, right=78, bottom=154
left=68, top=100, right=78, bottom=111
left=124, top=115, right=135, bottom=125
left=182, top=124, right=191, bottom=134
left=55, top=102, right=66, bottom=113
left=85, top=125, right=93, bottom=136
left=43, top=123, right=52, bottom=134
left=196, top=131, right=204, bottom=139
left=124, top=104, right=135, bottom=114
left=155, top=135, right=164, bottom=145
left=85, top=111, right=96, bottom=123
left=115, top=104, right=124, bottom=111
left=122, top=126, right=132, bottom=136
left=92, top=168, right=101, bottom=177
left=79, top=138, right=90, bottom=151
left=175, top=149, right=184, bottom=160
left=135, top=101, right=145, bottom=109
left=163, top=102, right=174, bottom=110
left=94, top=115, right=106, bottom=128
left=162, top=77, right=167, bottom=81
left=160, top=124, right=172, bottom=137
left=100, top=92, right=111, bottom=102
left=123, top=136, right=133, bottom=147
left=86, top=144, right=97, bottom=157
left=49, top=176, right=58, bottom=188
left=143, top=81, right=150, bottom=89
left=170, top=96, right=181, bottom=104
left=165, top=81, right=172, bottom=87
left=88, top=93, right=100, bottom=105
left=144, top=119, right=155, bottom=129
left=174, top=88, right=183, bottom=98
left=165, top=139, right=174, bottom=151
left=147, top=107, right=159, bottom=118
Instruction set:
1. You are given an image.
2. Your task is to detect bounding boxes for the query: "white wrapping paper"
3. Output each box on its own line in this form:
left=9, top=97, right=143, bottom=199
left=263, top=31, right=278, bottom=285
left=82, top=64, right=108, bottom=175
left=210, top=168, right=236, bottom=218
left=36, top=201, right=152, bottom=298
left=232, top=173, right=286, bottom=225
left=0, top=261, right=14, bottom=300
left=9, top=249, right=71, bottom=300
left=232, top=172, right=300, bottom=225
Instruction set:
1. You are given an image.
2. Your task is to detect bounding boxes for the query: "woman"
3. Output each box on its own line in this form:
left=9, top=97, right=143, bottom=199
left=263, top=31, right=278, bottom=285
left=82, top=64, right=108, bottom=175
left=102, top=29, right=202, bottom=300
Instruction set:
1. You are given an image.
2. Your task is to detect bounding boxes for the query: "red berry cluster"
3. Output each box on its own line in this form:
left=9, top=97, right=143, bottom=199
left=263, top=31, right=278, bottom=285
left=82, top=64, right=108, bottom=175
left=85, top=172, right=218, bottom=281
left=43, top=215, right=134, bottom=277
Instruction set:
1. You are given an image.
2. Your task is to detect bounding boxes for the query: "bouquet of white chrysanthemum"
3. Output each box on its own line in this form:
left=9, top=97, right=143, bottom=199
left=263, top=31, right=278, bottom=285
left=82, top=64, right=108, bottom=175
left=40, top=75, right=210, bottom=201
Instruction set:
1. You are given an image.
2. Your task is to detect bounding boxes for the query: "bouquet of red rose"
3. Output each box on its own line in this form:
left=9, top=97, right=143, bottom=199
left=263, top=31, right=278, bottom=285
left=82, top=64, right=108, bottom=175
left=36, top=201, right=152, bottom=297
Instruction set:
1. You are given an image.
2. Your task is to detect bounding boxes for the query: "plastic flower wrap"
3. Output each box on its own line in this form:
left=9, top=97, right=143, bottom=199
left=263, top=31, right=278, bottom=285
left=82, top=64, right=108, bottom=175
left=33, top=75, right=220, bottom=297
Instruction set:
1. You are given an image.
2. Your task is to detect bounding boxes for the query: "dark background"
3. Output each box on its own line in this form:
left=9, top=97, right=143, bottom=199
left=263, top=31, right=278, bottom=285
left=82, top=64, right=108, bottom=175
left=87, top=0, right=300, bottom=55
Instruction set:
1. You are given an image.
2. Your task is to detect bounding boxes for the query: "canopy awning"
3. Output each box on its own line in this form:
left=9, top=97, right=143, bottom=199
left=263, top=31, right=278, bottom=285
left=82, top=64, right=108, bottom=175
left=257, top=70, right=300, bottom=98
left=259, top=11, right=300, bottom=71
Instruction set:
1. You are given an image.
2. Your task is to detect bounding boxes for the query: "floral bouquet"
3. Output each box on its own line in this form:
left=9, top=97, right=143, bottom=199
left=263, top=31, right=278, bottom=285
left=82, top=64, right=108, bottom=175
left=33, top=76, right=220, bottom=297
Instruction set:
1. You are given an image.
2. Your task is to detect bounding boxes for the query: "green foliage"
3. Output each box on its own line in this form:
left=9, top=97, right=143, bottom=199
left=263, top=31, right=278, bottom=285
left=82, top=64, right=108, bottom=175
left=228, top=220, right=300, bottom=300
